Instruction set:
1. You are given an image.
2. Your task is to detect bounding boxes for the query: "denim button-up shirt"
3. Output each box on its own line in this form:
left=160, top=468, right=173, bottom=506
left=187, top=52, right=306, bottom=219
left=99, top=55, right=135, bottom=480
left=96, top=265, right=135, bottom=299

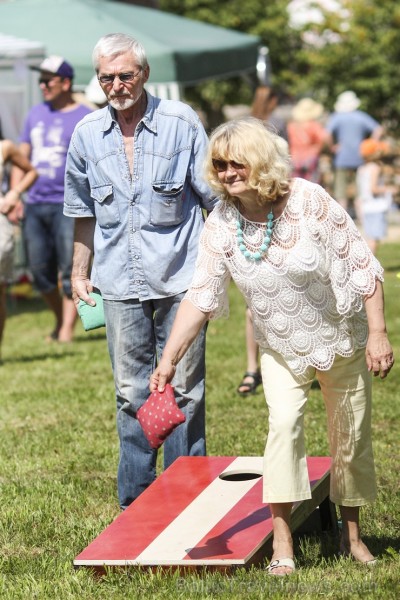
left=64, top=93, right=217, bottom=300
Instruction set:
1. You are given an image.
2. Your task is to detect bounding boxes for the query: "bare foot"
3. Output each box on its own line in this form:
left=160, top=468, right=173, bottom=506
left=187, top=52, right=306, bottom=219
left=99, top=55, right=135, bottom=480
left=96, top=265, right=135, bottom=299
left=57, top=325, right=74, bottom=343
left=340, top=538, right=376, bottom=564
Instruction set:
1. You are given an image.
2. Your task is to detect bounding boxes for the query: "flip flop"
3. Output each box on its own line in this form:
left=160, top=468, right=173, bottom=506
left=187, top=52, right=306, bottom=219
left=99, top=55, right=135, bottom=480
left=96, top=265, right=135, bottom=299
left=266, top=557, right=296, bottom=576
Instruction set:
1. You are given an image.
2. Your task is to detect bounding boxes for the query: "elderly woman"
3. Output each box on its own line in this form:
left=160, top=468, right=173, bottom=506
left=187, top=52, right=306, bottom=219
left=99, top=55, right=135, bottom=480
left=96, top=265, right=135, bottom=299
left=150, top=117, right=394, bottom=575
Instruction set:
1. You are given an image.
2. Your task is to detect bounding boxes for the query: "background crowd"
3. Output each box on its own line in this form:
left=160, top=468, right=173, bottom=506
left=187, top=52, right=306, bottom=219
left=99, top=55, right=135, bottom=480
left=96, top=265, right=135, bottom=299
left=2, top=58, right=400, bottom=378
left=1, top=51, right=399, bottom=401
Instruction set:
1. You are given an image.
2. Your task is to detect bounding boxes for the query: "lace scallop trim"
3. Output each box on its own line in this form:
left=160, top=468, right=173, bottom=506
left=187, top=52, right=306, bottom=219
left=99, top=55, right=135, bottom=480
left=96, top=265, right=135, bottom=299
left=185, top=179, right=383, bottom=374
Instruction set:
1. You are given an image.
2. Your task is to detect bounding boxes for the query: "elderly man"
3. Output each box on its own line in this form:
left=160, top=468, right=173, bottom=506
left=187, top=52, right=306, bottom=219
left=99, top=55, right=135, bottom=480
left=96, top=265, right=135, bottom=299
left=64, top=33, right=217, bottom=509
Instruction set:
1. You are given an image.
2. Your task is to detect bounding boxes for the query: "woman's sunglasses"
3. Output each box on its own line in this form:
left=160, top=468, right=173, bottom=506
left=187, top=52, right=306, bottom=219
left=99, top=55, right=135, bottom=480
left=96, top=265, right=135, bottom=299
left=212, top=159, right=246, bottom=172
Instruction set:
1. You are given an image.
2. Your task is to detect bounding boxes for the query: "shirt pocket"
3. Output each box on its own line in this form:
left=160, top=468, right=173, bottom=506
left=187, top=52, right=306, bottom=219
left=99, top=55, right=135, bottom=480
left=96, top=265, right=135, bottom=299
left=150, top=180, right=185, bottom=226
left=90, top=184, right=121, bottom=228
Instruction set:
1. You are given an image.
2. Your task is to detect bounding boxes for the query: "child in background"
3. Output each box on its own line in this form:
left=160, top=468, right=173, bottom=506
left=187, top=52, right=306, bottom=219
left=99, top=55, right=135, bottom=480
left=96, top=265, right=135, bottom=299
left=356, top=139, right=397, bottom=255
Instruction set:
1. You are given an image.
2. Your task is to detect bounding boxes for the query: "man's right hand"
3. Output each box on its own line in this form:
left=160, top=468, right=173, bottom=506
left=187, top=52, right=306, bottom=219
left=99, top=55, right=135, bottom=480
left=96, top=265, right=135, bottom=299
left=71, top=276, right=95, bottom=306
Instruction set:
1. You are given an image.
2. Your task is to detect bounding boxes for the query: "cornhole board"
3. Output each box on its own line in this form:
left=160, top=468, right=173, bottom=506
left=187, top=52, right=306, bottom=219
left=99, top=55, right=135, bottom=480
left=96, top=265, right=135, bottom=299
left=74, top=456, right=333, bottom=572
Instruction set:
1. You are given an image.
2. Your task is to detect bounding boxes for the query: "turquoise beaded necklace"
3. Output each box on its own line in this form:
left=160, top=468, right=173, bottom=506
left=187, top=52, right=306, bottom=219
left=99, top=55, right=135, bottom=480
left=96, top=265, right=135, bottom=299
left=236, top=208, right=274, bottom=261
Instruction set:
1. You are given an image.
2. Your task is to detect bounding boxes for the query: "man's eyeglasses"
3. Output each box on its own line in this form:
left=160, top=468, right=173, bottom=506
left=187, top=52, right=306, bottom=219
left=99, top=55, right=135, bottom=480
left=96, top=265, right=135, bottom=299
left=212, top=159, right=246, bottom=172
left=98, top=69, right=142, bottom=85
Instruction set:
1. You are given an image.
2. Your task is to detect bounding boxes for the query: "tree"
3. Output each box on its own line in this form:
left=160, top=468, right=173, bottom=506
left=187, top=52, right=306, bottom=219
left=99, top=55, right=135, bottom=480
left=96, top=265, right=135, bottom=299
left=159, top=0, right=303, bottom=126
left=160, top=0, right=400, bottom=133
left=293, top=0, right=400, bottom=131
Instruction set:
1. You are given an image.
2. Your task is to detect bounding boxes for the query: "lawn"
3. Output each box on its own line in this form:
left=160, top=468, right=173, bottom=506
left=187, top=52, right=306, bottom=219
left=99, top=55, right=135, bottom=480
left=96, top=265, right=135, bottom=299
left=0, top=243, right=399, bottom=599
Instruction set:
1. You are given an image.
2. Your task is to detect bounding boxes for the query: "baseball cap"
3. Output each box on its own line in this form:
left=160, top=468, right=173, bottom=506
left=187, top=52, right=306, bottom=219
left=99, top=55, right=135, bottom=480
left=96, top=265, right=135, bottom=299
left=31, top=55, right=74, bottom=79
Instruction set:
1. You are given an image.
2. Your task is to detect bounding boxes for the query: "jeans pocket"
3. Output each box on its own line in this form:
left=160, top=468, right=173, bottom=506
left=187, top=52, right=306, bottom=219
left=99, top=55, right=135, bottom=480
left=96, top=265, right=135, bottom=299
left=150, top=181, right=185, bottom=226
left=91, top=183, right=121, bottom=228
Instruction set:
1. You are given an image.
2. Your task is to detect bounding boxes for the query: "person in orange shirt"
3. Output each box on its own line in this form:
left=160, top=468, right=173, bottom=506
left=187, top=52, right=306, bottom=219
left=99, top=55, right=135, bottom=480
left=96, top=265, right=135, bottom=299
left=287, top=98, right=327, bottom=183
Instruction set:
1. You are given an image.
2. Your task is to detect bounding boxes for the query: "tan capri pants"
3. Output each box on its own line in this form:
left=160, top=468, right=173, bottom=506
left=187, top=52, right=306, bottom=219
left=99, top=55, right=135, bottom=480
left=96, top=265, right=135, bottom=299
left=260, top=348, right=377, bottom=507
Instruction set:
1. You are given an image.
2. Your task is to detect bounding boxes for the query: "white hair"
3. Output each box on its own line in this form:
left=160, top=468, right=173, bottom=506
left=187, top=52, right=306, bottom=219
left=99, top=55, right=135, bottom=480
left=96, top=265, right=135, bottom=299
left=92, top=33, right=148, bottom=72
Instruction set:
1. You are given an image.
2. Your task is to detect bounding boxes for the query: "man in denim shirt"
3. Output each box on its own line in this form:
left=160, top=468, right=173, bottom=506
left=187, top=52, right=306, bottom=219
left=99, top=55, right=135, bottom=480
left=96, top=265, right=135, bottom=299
left=64, top=33, right=217, bottom=509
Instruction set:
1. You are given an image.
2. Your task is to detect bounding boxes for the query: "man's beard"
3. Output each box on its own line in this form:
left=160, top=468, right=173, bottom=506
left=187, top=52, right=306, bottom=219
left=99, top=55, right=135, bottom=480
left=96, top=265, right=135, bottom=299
left=108, top=90, right=143, bottom=111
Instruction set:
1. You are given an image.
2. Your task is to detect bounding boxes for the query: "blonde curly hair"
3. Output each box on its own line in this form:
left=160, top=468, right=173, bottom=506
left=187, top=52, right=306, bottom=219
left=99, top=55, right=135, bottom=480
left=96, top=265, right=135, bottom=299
left=205, top=117, right=291, bottom=204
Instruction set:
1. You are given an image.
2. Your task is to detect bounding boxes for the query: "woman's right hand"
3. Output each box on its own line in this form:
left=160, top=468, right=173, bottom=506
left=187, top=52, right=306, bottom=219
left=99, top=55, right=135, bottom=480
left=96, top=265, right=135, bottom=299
left=149, top=300, right=209, bottom=392
left=149, top=358, right=177, bottom=393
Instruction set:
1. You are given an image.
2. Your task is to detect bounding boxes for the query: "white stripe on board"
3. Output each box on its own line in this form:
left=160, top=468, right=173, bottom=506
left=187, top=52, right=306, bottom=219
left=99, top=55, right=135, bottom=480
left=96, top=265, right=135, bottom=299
left=135, top=456, right=263, bottom=564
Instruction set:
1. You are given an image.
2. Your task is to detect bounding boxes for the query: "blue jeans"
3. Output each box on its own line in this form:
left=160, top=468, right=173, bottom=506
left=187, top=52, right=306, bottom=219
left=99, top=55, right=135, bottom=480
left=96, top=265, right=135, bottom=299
left=104, top=293, right=206, bottom=509
left=24, top=203, right=74, bottom=296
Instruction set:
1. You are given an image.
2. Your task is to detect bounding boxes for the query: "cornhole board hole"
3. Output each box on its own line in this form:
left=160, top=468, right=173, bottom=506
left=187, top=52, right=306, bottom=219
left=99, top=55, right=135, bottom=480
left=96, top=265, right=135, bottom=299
left=74, top=456, right=334, bottom=572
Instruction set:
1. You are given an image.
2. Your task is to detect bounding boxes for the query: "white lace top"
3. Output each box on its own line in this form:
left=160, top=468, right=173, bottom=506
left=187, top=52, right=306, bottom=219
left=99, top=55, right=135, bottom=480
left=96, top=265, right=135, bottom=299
left=185, top=178, right=384, bottom=374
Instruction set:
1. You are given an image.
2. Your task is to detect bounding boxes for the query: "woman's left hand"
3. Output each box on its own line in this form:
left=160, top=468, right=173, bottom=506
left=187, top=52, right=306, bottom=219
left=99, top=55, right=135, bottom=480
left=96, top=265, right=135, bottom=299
left=366, top=332, right=394, bottom=378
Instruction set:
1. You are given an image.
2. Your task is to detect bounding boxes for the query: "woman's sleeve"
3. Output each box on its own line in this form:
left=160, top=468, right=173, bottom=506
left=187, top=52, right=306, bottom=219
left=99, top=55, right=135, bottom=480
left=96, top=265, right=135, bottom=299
left=184, top=210, right=231, bottom=320
left=313, top=185, right=384, bottom=315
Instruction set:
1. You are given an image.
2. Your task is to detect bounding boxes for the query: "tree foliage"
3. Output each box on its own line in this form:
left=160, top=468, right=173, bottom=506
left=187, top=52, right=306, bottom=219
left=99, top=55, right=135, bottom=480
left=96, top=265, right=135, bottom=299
left=294, top=0, right=400, bottom=131
left=160, top=0, right=400, bottom=132
left=159, top=0, right=303, bottom=126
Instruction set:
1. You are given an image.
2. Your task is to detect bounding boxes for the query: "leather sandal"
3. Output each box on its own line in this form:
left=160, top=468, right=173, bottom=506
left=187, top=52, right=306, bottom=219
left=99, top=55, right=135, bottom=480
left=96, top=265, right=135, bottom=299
left=237, top=370, right=262, bottom=396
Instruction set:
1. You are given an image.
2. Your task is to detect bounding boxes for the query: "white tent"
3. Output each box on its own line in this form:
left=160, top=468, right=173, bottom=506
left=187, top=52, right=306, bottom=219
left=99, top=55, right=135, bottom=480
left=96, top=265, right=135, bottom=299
left=0, top=33, right=46, bottom=141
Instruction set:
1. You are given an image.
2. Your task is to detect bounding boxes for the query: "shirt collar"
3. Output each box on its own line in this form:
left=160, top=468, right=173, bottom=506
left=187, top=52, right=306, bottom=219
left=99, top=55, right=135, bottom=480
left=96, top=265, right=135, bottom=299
left=100, top=91, right=158, bottom=134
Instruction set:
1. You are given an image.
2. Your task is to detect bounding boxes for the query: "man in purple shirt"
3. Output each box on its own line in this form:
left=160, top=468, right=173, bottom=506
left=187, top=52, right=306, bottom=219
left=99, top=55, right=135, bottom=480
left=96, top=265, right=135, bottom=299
left=12, top=56, right=91, bottom=342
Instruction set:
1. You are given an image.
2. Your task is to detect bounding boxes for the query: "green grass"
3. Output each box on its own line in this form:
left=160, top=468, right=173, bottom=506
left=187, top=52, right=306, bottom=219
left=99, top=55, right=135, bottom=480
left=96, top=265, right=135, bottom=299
left=1, top=243, right=400, bottom=599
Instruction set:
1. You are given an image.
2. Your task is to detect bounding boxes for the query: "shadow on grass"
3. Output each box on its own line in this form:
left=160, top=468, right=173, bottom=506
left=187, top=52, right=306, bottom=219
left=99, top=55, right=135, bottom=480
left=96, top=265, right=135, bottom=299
left=74, top=332, right=107, bottom=343
left=1, top=351, right=76, bottom=364
left=366, top=534, right=400, bottom=558
left=2, top=332, right=107, bottom=364
left=6, top=296, right=107, bottom=343
left=294, top=531, right=400, bottom=563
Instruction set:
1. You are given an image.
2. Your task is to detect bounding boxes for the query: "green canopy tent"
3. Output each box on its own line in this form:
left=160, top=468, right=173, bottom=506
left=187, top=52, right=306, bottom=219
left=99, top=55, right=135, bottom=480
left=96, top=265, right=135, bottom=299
left=0, top=0, right=261, bottom=88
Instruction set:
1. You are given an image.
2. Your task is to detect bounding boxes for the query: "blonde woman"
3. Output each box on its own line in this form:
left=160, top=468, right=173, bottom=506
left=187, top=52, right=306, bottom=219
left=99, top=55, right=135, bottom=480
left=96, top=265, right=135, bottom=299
left=150, top=117, right=394, bottom=575
left=0, top=138, right=37, bottom=361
